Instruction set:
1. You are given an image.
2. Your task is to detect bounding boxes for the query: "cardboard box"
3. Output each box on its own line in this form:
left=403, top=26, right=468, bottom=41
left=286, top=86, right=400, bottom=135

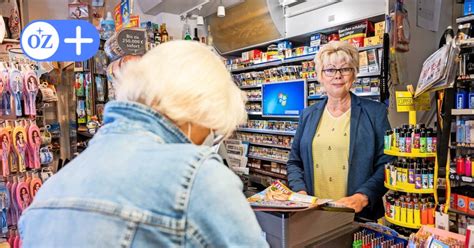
left=310, top=33, right=327, bottom=48
left=375, top=21, right=385, bottom=37
left=358, top=51, right=369, bottom=73
left=364, top=36, right=382, bottom=46
left=255, top=208, right=355, bottom=247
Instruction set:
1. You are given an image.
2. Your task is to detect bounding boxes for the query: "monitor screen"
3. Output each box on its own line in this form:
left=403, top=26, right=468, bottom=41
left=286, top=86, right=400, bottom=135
left=262, top=80, right=307, bottom=118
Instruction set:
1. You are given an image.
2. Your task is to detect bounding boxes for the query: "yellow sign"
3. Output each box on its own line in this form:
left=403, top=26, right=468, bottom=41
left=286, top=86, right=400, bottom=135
left=395, top=91, right=430, bottom=112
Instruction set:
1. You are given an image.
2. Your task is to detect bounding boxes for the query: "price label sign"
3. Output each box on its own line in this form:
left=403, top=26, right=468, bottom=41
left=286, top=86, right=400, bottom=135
left=395, top=91, right=431, bottom=112
left=117, top=29, right=146, bottom=55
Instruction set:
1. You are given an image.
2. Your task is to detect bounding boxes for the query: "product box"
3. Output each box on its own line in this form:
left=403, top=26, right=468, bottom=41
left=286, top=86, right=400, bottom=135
left=465, top=0, right=474, bottom=16
left=308, top=46, right=319, bottom=54
left=310, top=33, right=327, bottom=48
left=255, top=208, right=355, bottom=247
left=295, top=46, right=309, bottom=56
left=364, top=36, right=382, bottom=47
left=367, top=49, right=380, bottom=73
left=358, top=51, right=369, bottom=73
left=242, top=49, right=262, bottom=63
left=339, top=21, right=374, bottom=48
left=374, top=21, right=385, bottom=38
left=278, top=41, right=292, bottom=51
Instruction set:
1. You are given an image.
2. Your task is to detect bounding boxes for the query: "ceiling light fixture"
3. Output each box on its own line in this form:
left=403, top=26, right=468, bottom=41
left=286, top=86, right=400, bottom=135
left=217, top=0, right=225, bottom=17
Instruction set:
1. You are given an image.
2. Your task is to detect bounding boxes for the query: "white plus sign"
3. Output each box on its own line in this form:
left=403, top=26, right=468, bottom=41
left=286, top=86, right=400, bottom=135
left=64, top=26, right=93, bottom=56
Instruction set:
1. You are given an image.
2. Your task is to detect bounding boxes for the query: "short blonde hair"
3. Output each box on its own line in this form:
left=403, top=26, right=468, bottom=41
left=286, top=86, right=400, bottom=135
left=315, top=41, right=359, bottom=81
left=115, top=41, right=247, bottom=135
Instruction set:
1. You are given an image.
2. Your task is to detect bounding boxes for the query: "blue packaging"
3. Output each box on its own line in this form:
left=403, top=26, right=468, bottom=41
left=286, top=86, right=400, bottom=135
left=457, top=89, right=468, bottom=109
left=465, top=0, right=474, bottom=16
left=469, top=92, right=474, bottom=109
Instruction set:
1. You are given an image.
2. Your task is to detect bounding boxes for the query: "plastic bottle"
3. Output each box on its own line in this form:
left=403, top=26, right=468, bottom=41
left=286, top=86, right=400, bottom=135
left=101, top=12, right=115, bottom=40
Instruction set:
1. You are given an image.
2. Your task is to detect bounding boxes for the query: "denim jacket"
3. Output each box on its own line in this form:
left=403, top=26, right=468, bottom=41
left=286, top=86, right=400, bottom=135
left=19, top=101, right=268, bottom=247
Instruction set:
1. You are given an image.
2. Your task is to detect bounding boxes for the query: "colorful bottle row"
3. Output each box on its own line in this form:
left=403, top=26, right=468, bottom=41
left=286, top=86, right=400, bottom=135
left=384, top=124, right=437, bottom=153
left=385, top=193, right=435, bottom=226
left=454, top=156, right=474, bottom=177
left=384, top=158, right=435, bottom=190
left=455, top=119, right=474, bottom=144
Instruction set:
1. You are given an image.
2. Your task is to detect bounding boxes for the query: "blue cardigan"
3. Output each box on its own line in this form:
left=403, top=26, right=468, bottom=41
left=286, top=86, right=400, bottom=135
left=287, top=93, right=394, bottom=220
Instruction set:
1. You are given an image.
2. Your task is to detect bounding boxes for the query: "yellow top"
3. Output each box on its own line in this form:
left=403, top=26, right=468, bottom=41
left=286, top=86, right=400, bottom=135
left=312, top=107, right=351, bottom=200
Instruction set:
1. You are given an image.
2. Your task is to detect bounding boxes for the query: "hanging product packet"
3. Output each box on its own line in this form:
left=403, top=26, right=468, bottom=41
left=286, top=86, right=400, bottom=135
left=23, top=70, right=39, bottom=117
left=9, top=68, right=23, bottom=117
left=0, top=67, right=11, bottom=116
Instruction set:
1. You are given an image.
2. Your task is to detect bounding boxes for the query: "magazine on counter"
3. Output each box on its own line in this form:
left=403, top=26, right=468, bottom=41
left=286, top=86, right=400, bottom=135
left=247, top=181, right=354, bottom=212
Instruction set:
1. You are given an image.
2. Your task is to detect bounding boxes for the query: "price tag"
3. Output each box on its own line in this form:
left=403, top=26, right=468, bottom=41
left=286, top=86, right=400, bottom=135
left=462, top=176, right=474, bottom=183
left=395, top=91, right=430, bottom=112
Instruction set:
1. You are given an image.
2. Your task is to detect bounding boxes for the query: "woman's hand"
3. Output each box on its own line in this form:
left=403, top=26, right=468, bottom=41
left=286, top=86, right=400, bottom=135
left=296, top=191, right=307, bottom=195
left=335, top=193, right=369, bottom=213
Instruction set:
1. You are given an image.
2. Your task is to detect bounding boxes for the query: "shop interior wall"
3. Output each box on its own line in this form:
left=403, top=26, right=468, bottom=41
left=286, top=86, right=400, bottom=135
left=387, top=0, right=461, bottom=127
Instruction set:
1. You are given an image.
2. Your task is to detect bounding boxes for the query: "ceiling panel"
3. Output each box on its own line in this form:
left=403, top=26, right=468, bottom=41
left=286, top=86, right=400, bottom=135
left=137, top=0, right=245, bottom=17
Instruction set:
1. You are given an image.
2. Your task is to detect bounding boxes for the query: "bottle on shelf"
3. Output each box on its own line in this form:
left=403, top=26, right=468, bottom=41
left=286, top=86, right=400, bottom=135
left=154, top=24, right=161, bottom=46
left=207, top=25, right=213, bottom=46
left=184, top=27, right=192, bottom=40
left=193, top=28, right=200, bottom=41
left=160, top=23, right=169, bottom=43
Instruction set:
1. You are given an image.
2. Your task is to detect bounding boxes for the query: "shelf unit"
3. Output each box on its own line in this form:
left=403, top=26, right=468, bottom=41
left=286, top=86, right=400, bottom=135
left=384, top=215, right=432, bottom=229
left=383, top=149, right=436, bottom=158
left=247, top=141, right=291, bottom=150
left=450, top=142, right=474, bottom=149
left=249, top=167, right=287, bottom=180
left=448, top=208, right=474, bottom=218
left=236, top=128, right=296, bottom=136
left=452, top=109, right=474, bottom=115
left=384, top=183, right=435, bottom=194
left=457, top=14, right=474, bottom=24
left=248, top=154, right=288, bottom=164
left=449, top=174, right=474, bottom=183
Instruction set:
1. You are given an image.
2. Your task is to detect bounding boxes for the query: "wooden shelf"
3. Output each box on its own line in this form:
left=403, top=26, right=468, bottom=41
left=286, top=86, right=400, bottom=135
left=384, top=182, right=435, bottom=194
left=384, top=149, right=436, bottom=158
left=248, top=141, right=292, bottom=150
left=385, top=215, right=431, bottom=229
left=236, top=128, right=296, bottom=136
left=358, top=44, right=383, bottom=51
left=448, top=208, right=474, bottom=217
left=248, top=154, right=288, bottom=164
left=240, top=84, right=262, bottom=89
left=249, top=167, right=287, bottom=180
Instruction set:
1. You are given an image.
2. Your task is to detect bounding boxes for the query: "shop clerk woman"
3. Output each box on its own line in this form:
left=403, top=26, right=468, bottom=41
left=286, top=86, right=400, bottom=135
left=287, top=41, right=394, bottom=220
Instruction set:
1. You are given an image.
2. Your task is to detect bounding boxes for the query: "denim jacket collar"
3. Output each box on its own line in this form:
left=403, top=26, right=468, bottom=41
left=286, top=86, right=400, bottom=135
left=102, top=101, right=191, bottom=144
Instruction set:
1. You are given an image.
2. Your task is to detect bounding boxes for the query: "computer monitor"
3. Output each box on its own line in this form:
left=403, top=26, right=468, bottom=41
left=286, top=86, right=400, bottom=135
left=262, top=79, right=307, bottom=118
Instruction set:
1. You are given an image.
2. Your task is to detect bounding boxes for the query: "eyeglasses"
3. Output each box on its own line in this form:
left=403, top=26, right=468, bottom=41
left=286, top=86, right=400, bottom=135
left=322, top=68, right=354, bottom=77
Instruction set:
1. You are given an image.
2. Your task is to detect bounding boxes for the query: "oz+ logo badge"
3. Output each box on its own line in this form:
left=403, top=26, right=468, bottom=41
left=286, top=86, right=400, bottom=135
left=21, top=20, right=99, bottom=62
left=21, top=21, right=59, bottom=61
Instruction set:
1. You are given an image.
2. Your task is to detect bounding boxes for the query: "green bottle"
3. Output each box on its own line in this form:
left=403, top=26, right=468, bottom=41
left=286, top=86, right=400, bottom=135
left=184, top=28, right=192, bottom=40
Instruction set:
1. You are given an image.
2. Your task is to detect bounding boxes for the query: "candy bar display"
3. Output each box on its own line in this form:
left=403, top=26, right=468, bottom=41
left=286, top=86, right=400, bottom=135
left=240, top=120, right=298, bottom=132
left=234, top=133, right=293, bottom=148
left=249, top=146, right=290, bottom=162
left=245, top=103, right=262, bottom=112
left=245, top=90, right=262, bottom=100
left=384, top=124, right=437, bottom=154
left=384, top=158, right=435, bottom=191
left=232, top=65, right=303, bottom=87
left=384, top=192, right=436, bottom=228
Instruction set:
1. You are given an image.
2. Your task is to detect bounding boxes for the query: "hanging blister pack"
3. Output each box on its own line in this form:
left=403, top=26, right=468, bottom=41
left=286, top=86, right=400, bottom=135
left=0, top=129, right=11, bottom=177
left=0, top=68, right=11, bottom=116
left=9, top=68, right=23, bottom=117
left=0, top=181, right=9, bottom=235
left=24, top=70, right=39, bottom=117
left=13, top=125, right=27, bottom=173
left=28, top=123, right=41, bottom=169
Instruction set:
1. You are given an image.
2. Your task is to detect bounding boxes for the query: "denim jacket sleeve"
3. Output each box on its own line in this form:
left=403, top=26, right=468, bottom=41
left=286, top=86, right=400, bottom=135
left=287, top=112, right=308, bottom=193
left=186, top=157, right=269, bottom=247
left=355, top=104, right=393, bottom=209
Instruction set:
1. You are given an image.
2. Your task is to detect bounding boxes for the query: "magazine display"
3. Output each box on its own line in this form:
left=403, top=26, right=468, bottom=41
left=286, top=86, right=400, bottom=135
left=247, top=181, right=325, bottom=211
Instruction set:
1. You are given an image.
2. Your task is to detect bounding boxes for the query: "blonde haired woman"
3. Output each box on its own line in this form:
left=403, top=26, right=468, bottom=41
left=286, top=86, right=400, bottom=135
left=287, top=41, right=393, bottom=221
left=19, top=41, right=269, bottom=247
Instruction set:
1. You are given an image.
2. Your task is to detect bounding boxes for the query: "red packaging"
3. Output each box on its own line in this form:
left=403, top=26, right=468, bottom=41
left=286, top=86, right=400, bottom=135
left=457, top=156, right=465, bottom=176
left=469, top=196, right=474, bottom=215
left=458, top=194, right=469, bottom=213
left=327, top=33, right=340, bottom=42
left=338, top=20, right=374, bottom=48
left=451, top=193, right=458, bottom=209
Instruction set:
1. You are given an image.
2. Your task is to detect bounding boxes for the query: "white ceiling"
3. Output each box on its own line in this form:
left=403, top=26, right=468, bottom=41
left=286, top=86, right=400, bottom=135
left=137, top=0, right=245, bottom=17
